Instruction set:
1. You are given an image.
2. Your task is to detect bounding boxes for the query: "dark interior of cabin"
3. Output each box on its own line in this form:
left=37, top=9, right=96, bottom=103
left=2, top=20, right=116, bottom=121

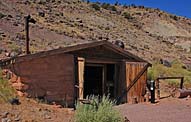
left=106, top=64, right=115, bottom=98
left=83, top=64, right=116, bottom=99
left=84, top=65, right=103, bottom=98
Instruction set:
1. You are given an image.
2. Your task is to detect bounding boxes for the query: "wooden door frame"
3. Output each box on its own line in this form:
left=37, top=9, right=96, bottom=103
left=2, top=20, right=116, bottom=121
left=76, top=58, right=119, bottom=100
left=77, top=57, right=85, bottom=100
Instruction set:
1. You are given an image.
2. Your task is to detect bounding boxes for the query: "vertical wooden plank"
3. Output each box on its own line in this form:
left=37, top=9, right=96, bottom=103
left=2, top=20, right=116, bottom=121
left=126, top=63, right=130, bottom=101
left=140, top=64, right=145, bottom=102
left=126, top=63, right=131, bottom=102
left=78, top=57, right=85, bottom=99
left=135, top=64, right=141, bottom=102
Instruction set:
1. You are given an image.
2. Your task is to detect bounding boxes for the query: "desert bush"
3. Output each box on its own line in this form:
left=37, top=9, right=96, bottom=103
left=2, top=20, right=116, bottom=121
left=0, top=69, right=16, bottom=103
left=101, top=3, right=109, bottom=9
left=101, top=3, right=117, bottom=11
left=170, top=15, right=178, bottom=21
left=91, top=3, right=100, bottom=11
left=122, top=12, right=133, bottom=19
left=110, top=6, right=117, bottom=11
left=74, top=95, right=123, bottom=122
left=0, top=12, right=6, bottom=19
left=38, top=0, right=47, bottom=4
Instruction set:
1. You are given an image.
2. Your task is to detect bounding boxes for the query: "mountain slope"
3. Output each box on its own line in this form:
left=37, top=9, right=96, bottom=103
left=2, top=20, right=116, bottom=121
left=0, top=0, right=191, bottom=65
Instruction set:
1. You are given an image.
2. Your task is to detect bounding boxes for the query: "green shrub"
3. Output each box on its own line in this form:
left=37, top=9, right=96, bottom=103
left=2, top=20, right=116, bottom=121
left=0, top=69, right=16, bottom=103
left=91, top=3, right=100, bottom=11
left=74, top=95, right=123, bottom=122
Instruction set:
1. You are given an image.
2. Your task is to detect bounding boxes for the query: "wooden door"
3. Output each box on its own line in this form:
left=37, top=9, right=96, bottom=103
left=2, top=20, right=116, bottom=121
left=125, top=62, right=147, bottom=103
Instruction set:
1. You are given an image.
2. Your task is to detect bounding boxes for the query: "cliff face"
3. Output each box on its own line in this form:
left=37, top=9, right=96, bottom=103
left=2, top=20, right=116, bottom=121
left=0, top=0, right=191, bottom=65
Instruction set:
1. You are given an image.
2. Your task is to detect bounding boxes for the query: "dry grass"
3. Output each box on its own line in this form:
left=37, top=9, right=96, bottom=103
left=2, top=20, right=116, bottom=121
left=0, top=69, right=16, bottom=103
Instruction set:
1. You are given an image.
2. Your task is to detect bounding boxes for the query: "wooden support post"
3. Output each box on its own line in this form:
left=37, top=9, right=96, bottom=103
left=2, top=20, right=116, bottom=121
left=145, top=87, right=149, bottom=103
left=25, top=15, right=30, bottom=54
left=156, top=79, right=160, bottom=101
left=25, top=15, right=36, bottom=55
left=180, top=77, right=184, bottom=89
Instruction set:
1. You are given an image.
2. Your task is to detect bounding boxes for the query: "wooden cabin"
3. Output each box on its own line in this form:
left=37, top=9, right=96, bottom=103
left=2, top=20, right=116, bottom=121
left=0, top=41, right=150, bottom=107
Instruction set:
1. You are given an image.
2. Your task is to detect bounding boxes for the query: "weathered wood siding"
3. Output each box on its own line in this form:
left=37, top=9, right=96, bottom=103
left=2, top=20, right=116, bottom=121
left=7, top=54, right=75, bottom=106
left=126, top=62, right=147, bottom=103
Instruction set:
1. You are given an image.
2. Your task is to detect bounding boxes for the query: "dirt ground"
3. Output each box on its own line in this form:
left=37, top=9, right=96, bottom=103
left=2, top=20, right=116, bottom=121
left=117, top=97, right=191, bottom=122
left=0, top=97, right=74, bottom=122
left=0, top=97, right=191, bottom=122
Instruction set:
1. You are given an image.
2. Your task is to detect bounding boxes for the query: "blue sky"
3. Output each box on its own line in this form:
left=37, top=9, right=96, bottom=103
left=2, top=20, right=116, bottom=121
left=90, top=0, right=191, bottom=18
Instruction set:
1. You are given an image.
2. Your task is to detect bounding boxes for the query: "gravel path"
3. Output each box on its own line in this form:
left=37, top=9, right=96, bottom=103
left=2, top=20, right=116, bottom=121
left=117, top=98, right=191, bottom=122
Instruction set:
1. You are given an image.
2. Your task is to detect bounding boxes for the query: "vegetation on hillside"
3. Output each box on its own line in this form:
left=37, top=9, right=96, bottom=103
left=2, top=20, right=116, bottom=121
left=91, top=3, right=101, bottom=11
left=74, top=95, right=123, bottom=122
left=101, top=3, right=117, bottom=11
left=0, top=69, right=15, bottom=103
left=148, top=60, right=191, bottom=87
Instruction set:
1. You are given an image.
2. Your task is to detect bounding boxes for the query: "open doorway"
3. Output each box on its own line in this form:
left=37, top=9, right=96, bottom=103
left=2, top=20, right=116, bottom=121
left=83, top=63, right=116, bottom=99
left=84, top=65, right=103, bottom=98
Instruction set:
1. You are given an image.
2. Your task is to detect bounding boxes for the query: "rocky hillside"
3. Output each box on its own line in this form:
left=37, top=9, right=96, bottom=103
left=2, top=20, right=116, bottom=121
left=0, top=0, right=191, bottom=66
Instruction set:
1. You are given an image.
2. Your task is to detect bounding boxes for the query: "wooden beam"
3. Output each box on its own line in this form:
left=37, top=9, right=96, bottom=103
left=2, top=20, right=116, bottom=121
left=1, top=40, right=149, bottom=66
left=175, top=89, right=191, bottom=98
left=157, top=76, right=184, bottom=89
left=157, top=77, right=184, bottom=80
left=78, top=57, right=85, bottom=99
left=85, top=58, right=119, bottom=64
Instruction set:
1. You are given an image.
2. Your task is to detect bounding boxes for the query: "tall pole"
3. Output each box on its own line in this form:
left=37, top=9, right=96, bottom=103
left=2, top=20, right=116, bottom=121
left=25, top=15, right=30, bottom=54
